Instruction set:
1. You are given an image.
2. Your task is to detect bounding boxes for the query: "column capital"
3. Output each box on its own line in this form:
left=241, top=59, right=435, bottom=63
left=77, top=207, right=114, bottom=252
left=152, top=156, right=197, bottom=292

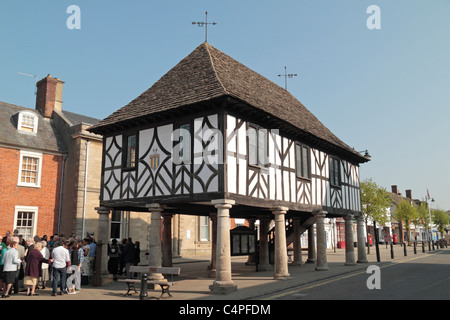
left=344, top=214, right=354, bottom=221
left=313, top=210, right=327, bottom=218
left=146, top=203, right=164, bottom=212
left=271, top=206, right=289, bottom=214
left=95, top=207, right=111, bottom=215
left=211, top=199, right=235, bottom=209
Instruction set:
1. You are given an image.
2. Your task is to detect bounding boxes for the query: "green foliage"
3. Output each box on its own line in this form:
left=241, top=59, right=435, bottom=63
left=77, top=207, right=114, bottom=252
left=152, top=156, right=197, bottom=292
left=432, top=209, right=449, bottom=235
left=394, top=199, right=418, bottom=233
left=416, top=201, right=430, bottom=228
left=360, top=178, right=391, bottom=225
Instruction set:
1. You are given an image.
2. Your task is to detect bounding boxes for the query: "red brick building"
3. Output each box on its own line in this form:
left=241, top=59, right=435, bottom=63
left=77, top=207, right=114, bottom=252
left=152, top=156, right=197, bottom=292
left=0, top=75, right=100, bottom=240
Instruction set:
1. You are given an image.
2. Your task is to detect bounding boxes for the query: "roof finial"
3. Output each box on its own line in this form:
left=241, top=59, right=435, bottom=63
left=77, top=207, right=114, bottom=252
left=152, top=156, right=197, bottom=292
left=192, top=11, right=217, bottom=43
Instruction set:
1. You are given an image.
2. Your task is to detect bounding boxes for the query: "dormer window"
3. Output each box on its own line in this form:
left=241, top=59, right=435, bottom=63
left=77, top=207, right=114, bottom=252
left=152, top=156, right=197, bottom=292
left=17, top=111, right=38, bottom=134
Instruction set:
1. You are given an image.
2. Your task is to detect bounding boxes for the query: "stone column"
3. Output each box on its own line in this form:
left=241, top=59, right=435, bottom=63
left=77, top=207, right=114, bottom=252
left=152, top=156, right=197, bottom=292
left=272, top=206, right=290, bottom=279
left=344, top=214, right=356, bottom=266
left=147, top=203, right=164, bottom=281
left=314, top=211, right=329, bottom=271
left=258, top=216, right=272, bottom=271
left=357, top=215, right=368, bottom=263
left=162, top=213, right=173, bottom=267
left=306, top=224, right=316, bottom=263
left=209, top=199, right=237, bottom=294
left=245, top=219, right=257, bottom=265
left=95, top=207, right=110, bottom=279
left=208, top=212, right=217, bottom=277
left=291, top=218, right=303, bottom=266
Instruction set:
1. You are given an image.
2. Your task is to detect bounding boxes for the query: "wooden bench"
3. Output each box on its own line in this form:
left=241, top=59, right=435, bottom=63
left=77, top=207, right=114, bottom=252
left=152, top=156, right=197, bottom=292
left=118, top=266, right=180, bottom=299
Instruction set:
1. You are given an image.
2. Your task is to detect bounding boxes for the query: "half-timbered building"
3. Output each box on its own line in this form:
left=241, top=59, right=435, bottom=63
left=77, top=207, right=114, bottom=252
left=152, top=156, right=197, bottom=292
left=89, top=42, right=370, bottom=293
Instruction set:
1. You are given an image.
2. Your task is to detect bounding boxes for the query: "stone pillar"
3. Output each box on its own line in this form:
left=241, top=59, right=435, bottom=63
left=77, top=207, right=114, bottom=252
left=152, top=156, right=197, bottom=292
left=162, top=213, right=173, bottom=267
left=208, top=212, right=217, bottom=277
left=246, top=219, right=257, bottom=265
left=95, top=207, right=110, bottom=280
left=291, top=218, right=303, bottom=266
left=344, top=214, right=356, bottom=265
left=357, top=215, right=368, bottom=263
left=314, top=211, right=329, bottom=271
left=306, top=224, right=316, bottom=263
left=258, top=216, right=272, bottom=271
left=272, top=207, right=290, bottom=279
left=147, top=203, right=164, bottom=281
left=209, top=199, right=237, bottom=294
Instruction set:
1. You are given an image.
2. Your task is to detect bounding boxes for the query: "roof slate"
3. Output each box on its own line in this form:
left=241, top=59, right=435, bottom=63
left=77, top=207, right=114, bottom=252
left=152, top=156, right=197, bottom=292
left=89, top=43, right=366, bottom=162
left=0, top=101, right=66, bottom=153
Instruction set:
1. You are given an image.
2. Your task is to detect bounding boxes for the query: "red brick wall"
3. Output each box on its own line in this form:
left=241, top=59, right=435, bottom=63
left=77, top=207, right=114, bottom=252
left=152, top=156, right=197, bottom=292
left=0, top=147, right=62, bottom=239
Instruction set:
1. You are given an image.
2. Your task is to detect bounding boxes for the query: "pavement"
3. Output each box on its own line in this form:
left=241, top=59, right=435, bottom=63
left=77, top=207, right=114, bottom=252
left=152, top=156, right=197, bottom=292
left=3, top=243, right=447, bottom=301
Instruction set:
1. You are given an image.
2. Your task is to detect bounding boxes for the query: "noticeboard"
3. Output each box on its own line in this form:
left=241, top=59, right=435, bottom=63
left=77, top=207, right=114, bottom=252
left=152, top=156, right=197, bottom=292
left=230, top=226, right=257, bottom=256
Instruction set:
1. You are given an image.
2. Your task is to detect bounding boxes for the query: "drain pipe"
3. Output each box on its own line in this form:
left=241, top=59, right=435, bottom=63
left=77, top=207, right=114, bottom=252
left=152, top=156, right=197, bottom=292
left=81, top=140, right=90, bottom=238
left=57, top=154, right=68, bottom=234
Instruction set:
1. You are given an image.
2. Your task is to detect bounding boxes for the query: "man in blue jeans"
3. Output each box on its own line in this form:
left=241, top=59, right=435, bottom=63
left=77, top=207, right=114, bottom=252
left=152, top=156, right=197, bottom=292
left=51, top=240, right=71, bottom=296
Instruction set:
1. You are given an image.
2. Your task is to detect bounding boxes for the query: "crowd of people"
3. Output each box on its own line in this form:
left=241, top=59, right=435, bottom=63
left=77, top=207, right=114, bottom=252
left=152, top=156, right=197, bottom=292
left=107, top=238, right=140, bottom=280
left=0, top=230, right=97, bottom=298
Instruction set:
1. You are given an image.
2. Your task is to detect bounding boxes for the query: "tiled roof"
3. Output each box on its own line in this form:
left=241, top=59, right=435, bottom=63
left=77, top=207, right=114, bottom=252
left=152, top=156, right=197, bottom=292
left=89, top=42, right=367, bottom=162
left=0, top=101, right=66, bottom=153
left=62, top=110, right=100, bottom=126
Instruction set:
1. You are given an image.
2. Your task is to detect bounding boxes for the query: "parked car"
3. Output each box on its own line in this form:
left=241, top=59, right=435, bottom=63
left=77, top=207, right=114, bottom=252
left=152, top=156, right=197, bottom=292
left=435, top=239, right=447, bottom=248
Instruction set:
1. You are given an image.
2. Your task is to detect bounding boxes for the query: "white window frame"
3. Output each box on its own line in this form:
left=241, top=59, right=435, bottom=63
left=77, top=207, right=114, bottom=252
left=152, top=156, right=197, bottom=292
left=17, top=111, right=38, bottom=134
left=14, top=206, right=38, bottom=241
left=17, top=150, right=43, bottom=188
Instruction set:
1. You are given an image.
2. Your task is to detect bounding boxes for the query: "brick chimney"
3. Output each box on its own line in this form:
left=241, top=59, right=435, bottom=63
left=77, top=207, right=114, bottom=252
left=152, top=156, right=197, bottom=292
left=35, top=74, right=64, bottom=118
left=391, top=185, right=398, bottom=195
left=405, top=189, right=412, bottom=200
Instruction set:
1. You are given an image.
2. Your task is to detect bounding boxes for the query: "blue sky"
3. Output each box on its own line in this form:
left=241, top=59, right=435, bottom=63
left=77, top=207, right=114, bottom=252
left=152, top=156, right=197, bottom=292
left=1, top=1, right=449, bottom=210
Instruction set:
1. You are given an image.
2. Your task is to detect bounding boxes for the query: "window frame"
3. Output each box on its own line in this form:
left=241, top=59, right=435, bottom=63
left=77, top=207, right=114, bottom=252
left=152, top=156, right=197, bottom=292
left=199, top=216, right=210, bottom=242
left=17, top=150, right=43, bottom=188
left=295, top=143, right=311, bottom=179
left=14, top=206, right=38, bottom=241
left=329, top=156, right=341, bottom=187
left=247, top=124, right=269, bottom=168
left=17, top=111, right=38, bottom=134
left=123, top=133, right=138, bottom=170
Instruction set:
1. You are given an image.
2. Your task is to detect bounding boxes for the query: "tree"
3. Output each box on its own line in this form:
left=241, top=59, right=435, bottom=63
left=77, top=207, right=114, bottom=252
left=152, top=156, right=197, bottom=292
left=432, top=209, right=449, bottom=236
left=393, top=199, right=418, bottom=244
left=360, top=178, right=392, bottom=253
left=416, top=201, right=430, bottom=230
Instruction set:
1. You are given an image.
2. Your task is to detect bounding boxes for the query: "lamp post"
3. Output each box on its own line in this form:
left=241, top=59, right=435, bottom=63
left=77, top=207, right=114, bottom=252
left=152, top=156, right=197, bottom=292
left=426, top=195, right=435, bottom=243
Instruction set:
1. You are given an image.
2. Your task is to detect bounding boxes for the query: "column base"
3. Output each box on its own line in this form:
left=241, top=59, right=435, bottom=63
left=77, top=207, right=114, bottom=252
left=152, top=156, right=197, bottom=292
left=345, top=262, right=357, bottom=266
left=257, top=264, right=273, bottom=271
left=291, top=261, right=303, bottom=266
left=306, top=259, right=316, bottom=264
left=315, top=265, right=329, bottom=271
left=357, top=259, right=368, bottom=263
left=274, top=273, right=291, bottom=280
left=209, top=282, right=238, bottom=295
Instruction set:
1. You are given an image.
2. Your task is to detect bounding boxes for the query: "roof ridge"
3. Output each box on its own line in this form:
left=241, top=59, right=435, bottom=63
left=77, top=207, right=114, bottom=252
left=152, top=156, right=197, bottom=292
left=202, top=42, right=229, bottom=96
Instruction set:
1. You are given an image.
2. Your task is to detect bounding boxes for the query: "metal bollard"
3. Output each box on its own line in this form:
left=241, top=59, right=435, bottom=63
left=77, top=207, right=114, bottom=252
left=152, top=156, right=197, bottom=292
left=428, top=241, right=431, bottom=251
left=422, top=241, right=425, bottom=253
left=140, top=273, right=148, bottom=300
left=432, top=241, right=435, bottom=251
left=390, top=242, right=394, bottom=259
left=413, top=241, right=417, bottom=254
left=403, top=243, right=407, bottom=256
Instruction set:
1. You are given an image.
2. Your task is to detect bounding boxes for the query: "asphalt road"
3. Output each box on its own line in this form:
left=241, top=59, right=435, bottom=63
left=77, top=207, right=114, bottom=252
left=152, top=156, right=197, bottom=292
left=260, top=249, right=450, bottom=300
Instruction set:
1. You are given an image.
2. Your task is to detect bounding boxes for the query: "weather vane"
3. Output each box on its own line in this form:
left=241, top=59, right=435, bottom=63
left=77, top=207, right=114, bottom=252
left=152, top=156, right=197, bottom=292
left=192, top=11, right=217, bottom=43
left=277, top=66, right=298, bottom=90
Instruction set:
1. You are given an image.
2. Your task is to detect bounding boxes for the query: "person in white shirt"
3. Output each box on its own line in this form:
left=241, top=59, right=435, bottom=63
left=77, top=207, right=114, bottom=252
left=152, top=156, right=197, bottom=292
left=1, top=241, right=22, bottom=298
left=51, top=240, right=71, bottom=296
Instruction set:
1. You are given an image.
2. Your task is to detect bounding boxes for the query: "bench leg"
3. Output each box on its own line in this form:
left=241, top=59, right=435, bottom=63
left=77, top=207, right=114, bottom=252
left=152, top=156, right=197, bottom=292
left=125, top=282, right=138, bottom=296
left=158, top=285, right=172, bottom=299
